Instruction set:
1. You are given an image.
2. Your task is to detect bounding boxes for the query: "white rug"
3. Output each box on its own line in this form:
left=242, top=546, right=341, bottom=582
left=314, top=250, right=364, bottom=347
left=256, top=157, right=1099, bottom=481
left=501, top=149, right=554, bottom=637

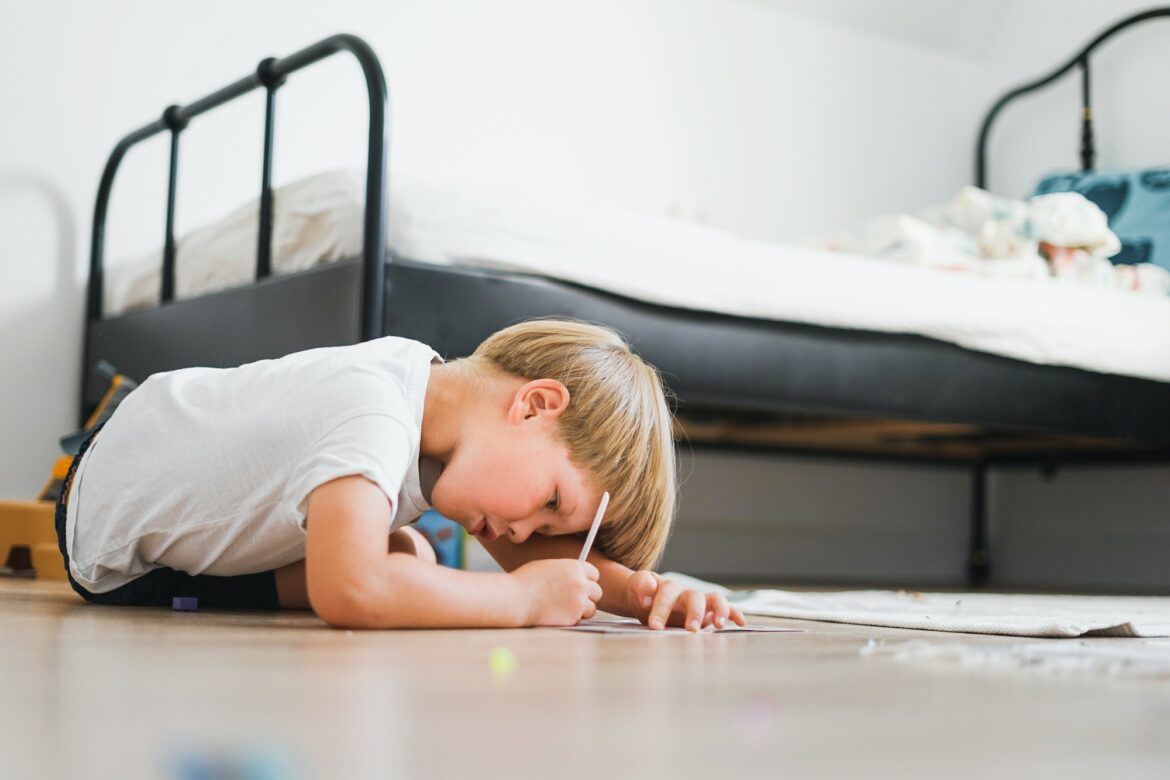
left=663, top=573, right=1170, bottom=638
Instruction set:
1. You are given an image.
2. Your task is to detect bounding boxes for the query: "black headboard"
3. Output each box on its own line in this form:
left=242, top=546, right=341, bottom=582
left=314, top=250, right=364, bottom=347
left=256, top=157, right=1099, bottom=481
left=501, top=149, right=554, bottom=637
left=83, top=33, right=389, bottom=423
left=975, top=7, right=1170, bottom=191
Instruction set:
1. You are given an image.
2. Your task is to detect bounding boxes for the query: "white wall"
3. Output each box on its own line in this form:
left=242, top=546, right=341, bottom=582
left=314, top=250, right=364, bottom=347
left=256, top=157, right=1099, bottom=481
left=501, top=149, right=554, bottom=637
left=0, top=0, right=985, bottom=497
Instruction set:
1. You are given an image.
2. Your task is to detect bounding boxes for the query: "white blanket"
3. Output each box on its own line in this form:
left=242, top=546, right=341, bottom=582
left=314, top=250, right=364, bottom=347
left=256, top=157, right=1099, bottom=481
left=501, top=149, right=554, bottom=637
left=663, top=572, right=1170, bottom=638
left=105, top=169, right=1170, bottom=383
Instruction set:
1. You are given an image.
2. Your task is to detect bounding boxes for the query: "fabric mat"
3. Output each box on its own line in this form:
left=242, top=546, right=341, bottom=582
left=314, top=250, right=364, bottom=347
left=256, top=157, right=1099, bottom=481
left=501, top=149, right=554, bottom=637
left=663, top=572, right=1170, bottom=638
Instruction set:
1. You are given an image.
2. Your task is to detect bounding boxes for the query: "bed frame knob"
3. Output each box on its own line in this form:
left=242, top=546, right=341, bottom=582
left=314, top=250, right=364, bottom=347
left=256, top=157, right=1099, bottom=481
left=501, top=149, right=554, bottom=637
left=161, top=104, right=188, bottom=133
left=256, top=57, right=286, bottom=90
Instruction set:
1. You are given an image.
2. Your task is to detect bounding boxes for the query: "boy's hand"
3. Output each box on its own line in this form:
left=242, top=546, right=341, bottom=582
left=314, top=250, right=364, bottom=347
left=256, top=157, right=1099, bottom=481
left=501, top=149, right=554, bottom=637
left=510, top=559, right=602, bottom=626
left=624, top=571, right=747, bottom=632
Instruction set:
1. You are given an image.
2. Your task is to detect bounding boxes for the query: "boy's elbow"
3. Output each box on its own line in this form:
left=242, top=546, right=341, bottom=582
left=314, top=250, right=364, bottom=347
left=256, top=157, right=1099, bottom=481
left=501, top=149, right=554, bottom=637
left=307, top=567, right=412, bottom=630
left=311, top=591, right=365, bottom=626
left=307, top=567, right=380, bottom=629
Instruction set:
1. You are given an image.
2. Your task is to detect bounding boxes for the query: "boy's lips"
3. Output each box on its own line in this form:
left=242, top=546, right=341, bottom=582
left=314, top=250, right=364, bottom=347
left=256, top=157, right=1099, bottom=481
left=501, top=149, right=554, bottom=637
left=474, top=518, right=498, bottom=541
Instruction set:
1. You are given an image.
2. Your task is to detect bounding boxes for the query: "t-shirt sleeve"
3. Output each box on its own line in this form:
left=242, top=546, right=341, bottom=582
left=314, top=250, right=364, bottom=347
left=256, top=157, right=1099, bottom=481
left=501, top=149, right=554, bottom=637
left=284, top=413, right=413, bottom=529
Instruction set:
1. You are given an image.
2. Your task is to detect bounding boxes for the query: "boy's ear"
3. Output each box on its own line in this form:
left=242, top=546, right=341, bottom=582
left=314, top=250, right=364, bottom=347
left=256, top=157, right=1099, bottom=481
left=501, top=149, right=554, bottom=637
left=509, top=379, right=570, bottom=423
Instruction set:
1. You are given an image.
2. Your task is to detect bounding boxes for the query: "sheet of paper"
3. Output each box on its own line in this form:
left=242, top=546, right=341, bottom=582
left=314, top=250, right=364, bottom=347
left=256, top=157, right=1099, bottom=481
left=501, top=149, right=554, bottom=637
left=562, top=619, right=803, bottom=635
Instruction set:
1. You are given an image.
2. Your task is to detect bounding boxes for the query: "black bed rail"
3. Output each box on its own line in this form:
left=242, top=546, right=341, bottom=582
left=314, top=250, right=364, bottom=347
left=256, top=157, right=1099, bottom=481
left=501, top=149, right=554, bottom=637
left=975, top=7, right=1170, bottom=191
left=85, top=33, right=388, bottom=419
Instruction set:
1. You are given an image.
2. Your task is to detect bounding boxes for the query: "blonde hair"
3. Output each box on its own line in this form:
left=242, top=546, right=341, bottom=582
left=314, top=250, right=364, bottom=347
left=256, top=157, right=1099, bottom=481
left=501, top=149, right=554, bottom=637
left=468, top=319, right=676, bottom=570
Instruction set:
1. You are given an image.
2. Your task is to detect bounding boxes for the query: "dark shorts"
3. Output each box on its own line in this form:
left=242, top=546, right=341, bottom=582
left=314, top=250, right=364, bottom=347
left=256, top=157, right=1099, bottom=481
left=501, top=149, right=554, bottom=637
left=54, top=424, right=280, bottom=610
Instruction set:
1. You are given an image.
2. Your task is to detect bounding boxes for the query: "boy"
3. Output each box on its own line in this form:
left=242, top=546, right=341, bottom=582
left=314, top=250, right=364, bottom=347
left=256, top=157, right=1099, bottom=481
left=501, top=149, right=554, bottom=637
left=57, top=320, right=745, bottom=631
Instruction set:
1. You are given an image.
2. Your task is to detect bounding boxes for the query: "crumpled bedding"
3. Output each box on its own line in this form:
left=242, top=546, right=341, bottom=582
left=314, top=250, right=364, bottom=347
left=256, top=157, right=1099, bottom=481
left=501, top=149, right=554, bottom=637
left=823, top=185, right=1170, bottom=295
left=104, top=170, right=366, bottom=316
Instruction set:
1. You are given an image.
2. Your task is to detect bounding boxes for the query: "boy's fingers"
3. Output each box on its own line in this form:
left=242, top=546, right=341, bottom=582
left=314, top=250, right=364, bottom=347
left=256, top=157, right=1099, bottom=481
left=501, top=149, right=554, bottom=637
left=730, top=607, right=748, bottom=626
left=708, top=592, right=730, bottom=628
left=627, top=570, right=659, bottom=611
left=647, top=579, right=681, bottom=630
left=588, top=581, right=603, bottom=603
left=682, top=589, right=705, bottom=631
left=582, top=562, right=600, bottom=581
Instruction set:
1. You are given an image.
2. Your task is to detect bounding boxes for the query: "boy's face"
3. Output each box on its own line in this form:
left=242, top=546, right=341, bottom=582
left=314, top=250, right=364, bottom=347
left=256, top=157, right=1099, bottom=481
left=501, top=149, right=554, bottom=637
left=428, top=379, right=604, bottom=545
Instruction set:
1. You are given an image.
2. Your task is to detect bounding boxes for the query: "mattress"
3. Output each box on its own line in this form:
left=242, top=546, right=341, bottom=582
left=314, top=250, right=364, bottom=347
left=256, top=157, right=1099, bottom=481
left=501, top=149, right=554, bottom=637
left=105, top=170, right=1170, bottom=383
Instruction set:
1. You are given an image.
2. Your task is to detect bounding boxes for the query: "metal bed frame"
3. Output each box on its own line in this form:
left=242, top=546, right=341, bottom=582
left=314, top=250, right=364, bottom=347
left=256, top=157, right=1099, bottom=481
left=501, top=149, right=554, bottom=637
left=976, top=6, right=1170, bottom=188
left=81, top=20, right=1170, bottom=587
left=84, top=33, right=389, bottom=400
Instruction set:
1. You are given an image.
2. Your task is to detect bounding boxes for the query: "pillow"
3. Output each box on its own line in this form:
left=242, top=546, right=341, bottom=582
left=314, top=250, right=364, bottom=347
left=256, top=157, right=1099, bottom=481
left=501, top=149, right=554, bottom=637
left=1033, top=167, right=1170, bottom=272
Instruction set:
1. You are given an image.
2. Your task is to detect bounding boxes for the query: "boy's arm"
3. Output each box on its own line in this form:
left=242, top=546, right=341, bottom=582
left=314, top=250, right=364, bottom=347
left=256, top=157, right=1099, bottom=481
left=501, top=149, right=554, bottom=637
left=304, top=476, right=600, bottom=629
left=478, top=535, right=747, bottom=631
left=273, top=526, right=451, bottom=611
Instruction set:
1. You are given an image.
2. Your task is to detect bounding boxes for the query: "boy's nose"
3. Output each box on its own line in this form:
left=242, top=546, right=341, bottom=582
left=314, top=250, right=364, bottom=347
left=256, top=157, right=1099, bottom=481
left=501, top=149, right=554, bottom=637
left=506, top=521, right=534, bottom=544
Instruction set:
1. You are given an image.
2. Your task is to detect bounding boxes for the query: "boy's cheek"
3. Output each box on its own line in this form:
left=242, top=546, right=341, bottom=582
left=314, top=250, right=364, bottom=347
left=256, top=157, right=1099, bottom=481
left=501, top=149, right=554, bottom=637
left=427, top=479, right=462, bottom=519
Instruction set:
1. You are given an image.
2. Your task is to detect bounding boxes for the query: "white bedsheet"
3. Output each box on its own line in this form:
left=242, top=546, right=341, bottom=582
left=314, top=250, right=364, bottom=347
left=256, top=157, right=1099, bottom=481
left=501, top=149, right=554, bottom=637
left=106, top=170, right=1170, bottom=383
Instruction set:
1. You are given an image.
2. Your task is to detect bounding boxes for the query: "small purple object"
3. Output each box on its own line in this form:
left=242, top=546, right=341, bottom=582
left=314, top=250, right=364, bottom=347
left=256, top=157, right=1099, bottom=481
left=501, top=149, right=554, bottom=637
left=172, top=596, right=198, bottom=612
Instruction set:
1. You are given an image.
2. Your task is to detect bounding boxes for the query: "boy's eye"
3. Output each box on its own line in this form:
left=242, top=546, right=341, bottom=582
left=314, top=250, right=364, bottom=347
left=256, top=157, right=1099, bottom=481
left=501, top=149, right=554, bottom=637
left=546, top=491, right=559, bottom=512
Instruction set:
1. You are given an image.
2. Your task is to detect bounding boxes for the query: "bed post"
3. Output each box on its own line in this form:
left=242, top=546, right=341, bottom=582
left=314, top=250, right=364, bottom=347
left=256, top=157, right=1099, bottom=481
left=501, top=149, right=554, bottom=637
left=1079, top=57, right=1095, bottom=173
left=160, top=105, right=188, bottom=304
left=968, top=461, right=990, bottom=587
left=257, top=35, right=389, bottom=342
left=234, top=37, right=391, bottom=342
left=255, top=58, right=286, bottom=281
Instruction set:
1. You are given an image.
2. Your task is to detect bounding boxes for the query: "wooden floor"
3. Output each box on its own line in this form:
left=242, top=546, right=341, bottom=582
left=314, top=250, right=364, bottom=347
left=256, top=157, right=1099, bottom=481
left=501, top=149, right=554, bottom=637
left=4, top=579, right=1170, bottom=779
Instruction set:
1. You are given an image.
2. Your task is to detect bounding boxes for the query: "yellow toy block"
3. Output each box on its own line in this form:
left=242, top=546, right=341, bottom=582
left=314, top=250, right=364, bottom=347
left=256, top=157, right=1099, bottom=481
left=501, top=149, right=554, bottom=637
left=0, top=500, right=66, bottom=580
left=32, top=542, right=67, bottom=580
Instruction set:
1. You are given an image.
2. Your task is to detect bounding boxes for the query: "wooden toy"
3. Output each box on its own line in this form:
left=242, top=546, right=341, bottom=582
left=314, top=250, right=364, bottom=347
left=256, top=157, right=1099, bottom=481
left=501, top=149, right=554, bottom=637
left=0, top=500, right=65, bottom=580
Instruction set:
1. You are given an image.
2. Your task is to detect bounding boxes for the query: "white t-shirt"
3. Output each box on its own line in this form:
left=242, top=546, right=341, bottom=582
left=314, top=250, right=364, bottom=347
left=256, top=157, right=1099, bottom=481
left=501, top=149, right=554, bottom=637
left=65, top=336, right=441, bottom=594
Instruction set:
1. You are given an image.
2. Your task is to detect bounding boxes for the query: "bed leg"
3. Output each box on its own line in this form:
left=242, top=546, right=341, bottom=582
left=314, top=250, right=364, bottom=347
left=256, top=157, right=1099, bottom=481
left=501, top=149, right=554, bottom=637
left=967, top=461, right=990, bottom=587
